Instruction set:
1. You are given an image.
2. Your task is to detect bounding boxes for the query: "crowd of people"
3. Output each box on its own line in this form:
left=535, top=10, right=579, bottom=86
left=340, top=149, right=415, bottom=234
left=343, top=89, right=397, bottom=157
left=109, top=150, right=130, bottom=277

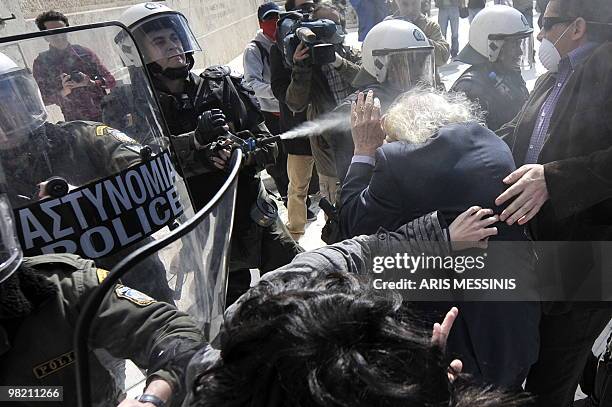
left=0, top=0, right=611, bottom=406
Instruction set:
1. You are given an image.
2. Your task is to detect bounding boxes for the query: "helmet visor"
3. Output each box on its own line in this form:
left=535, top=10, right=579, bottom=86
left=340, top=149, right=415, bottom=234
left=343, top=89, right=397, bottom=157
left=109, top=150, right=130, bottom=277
left=488, top=30, right=532, bottom=64
left=0, top=70, right=47, bottom=147
left=0, top=193, right=22, bottom=283
left=373, top=47, right=435, bottom=91
left=498, top=36, right=531, bottom=69
left=131, top=13, right=201, bottom=65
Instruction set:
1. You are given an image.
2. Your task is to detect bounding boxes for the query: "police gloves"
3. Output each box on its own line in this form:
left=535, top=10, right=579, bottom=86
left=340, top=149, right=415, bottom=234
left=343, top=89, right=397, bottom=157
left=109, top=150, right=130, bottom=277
left=194, top=109, right=228, bottom=146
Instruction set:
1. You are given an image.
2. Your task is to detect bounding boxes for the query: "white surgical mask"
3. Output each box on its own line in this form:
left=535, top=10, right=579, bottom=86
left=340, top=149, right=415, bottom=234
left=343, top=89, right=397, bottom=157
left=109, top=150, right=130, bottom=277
left=538, top=22, right=574, bottom=73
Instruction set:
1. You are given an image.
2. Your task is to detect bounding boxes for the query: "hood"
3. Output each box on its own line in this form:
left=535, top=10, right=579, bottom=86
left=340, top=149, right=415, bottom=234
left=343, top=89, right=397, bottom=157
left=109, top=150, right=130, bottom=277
left=254, top=30, right=275, bottom=50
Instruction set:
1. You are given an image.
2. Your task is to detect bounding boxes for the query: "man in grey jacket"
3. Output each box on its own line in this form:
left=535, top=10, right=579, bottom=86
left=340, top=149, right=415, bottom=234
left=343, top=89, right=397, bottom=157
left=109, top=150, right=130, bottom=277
left=243, top=2, right=289, bottom=197
left=184, top=208, right=506, bottom=407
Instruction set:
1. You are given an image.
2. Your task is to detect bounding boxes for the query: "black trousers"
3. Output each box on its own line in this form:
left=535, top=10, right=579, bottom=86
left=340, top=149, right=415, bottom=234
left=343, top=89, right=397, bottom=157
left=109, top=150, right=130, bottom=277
left=262, top=111, right=289, bottom=199
left=226, top=218, right=303, bottom=306
left=526, top=307, right=611, bottom=407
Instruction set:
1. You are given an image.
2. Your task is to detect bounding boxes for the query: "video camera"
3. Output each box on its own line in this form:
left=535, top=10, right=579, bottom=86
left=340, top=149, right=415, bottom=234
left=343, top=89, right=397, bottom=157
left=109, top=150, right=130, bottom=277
left=277, top=10, right=346, bottom=68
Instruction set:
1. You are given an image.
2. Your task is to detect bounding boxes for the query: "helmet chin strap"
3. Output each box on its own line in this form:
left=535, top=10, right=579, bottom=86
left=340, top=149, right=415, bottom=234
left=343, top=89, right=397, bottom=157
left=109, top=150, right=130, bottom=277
left=147, top=53, right=194, bottom=80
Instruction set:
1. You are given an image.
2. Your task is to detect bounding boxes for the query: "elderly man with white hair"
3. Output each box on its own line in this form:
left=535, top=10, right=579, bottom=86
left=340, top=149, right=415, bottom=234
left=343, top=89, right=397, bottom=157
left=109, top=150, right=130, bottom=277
left=339, top=89, right=540, bottom=388
left=340, top=88, right=522, bottom=238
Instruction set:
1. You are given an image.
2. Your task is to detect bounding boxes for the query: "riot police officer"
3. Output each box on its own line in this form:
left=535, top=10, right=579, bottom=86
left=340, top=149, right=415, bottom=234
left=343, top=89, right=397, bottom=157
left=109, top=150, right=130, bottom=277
left=0, top=49, right=177, bottom=304
left=450, top=5, right=533, bottom=131
left=116, top=3, right=302, bottom=304
left=0, top=165, right=205, bottom=407
left=331, top=19, right=436, bottom=183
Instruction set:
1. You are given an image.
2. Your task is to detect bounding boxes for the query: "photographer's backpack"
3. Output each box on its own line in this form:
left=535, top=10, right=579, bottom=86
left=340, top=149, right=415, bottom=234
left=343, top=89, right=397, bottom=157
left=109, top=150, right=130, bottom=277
left=198, top=65, right=262, bottom=130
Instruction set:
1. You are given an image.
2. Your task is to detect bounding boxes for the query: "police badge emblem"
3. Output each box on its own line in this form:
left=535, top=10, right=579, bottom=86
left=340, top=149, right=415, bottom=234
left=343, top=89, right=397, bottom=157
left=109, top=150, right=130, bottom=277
left=115, top=285, right=156, bottom=306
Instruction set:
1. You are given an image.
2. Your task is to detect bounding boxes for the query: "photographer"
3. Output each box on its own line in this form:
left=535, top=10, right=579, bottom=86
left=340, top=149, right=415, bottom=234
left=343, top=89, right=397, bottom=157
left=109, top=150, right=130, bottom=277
left=33, top=10, right=116, bottom=122
left=284, top=1, right=361, bottom=208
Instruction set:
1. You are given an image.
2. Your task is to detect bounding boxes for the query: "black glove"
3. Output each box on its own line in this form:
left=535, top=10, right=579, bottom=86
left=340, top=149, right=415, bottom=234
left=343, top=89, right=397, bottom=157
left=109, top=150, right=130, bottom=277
left=195, top=109, right=228, bottom=146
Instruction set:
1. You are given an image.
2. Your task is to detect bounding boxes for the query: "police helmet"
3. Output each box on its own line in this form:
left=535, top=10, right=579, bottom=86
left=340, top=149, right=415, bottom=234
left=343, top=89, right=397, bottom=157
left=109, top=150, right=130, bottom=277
left=456, top=5, right=533, bottom=64
left=0, top=52, right=47, bottom=149
left=361, top=20, right=435, bottom=91
left=117, top=2, right=201, bottom=75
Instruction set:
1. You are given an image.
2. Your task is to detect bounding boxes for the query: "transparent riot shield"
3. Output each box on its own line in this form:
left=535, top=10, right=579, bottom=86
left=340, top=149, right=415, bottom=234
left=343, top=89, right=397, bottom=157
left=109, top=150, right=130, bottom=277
left=0, top=24, right=238, bottom=406
left=74, top=150, right=239, bottom=407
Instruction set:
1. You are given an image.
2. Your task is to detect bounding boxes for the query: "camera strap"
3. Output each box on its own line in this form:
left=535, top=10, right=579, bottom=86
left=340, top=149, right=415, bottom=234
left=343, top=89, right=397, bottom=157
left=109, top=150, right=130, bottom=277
left=250, top=41, right=270, bottom=68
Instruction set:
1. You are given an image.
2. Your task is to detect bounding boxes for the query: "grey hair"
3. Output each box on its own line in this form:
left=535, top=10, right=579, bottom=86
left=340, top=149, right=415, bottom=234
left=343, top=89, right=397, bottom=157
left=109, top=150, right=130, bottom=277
left=382, top=88, right=483, bottom=144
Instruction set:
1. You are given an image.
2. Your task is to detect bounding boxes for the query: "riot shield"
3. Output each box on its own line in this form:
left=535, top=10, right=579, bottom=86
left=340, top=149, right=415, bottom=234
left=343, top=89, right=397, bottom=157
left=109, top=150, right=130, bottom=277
left=75, top=149, right=239, bottom=407
left=0, top=24, right=239, bottom=406
left=0, top=23, right=199, bottom=303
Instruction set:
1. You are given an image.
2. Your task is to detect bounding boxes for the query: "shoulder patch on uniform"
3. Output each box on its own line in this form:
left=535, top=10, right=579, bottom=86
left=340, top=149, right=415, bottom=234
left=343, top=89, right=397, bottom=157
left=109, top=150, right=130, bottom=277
left=96, top=125, right=137, bottom=145
left=33, top=350, right=75, bottom=379
left=96, top=268, right=110, bottom=284
left=115, top=284, right=156, bottom=306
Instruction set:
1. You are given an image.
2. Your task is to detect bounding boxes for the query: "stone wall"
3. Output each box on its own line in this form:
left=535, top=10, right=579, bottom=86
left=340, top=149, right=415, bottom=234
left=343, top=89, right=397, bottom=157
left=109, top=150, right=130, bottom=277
left=1, top=0, right=264, bottom=67
left=20, top=0, right=137, bottom=15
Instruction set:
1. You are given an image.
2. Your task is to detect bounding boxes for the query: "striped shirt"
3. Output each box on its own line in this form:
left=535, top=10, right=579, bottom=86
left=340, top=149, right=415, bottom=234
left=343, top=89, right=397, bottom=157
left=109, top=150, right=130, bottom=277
left=523, top=42, right=600, bottom=164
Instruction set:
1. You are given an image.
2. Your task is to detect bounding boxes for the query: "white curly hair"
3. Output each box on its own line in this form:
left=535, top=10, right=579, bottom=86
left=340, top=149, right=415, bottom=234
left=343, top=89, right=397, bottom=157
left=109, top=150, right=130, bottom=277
left=382, top=88, right=483, bottom=144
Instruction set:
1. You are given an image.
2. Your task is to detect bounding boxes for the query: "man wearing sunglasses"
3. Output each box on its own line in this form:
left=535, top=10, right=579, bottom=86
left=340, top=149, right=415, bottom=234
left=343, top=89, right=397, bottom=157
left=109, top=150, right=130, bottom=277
left=495, top=0, right=612, bottom=406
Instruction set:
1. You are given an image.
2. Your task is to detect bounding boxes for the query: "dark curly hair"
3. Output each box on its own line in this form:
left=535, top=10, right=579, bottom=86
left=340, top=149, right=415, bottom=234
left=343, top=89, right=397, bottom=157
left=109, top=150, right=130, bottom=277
left=190, top=270, right=533, bottom=407
left=35, top=10, right=69, bottom=31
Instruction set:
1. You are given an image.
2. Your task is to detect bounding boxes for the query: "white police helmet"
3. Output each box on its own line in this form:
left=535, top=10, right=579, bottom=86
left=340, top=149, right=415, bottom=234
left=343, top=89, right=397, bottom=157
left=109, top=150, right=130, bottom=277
left=116, top=2, right=201, bottom=69
left=361, top=19, right=435, bottom=90
left=0, top=52, right=47, bottom=148
left=457, top=5, right=533, bottom=64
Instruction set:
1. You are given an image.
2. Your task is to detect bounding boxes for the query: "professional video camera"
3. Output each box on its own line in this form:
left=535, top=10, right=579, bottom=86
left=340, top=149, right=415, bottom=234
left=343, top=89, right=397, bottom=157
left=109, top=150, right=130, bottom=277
left=277, top=10, right=346, bottom=68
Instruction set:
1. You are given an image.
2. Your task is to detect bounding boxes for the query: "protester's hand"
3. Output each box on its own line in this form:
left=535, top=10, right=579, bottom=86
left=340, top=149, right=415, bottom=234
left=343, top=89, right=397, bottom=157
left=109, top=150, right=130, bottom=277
left=293, top=42, right=310, bottom=64
left=448, top=359, right=463, bottom=382
left=495, top=164, right=549, bottom=226
left=431, top=307, right=463, bottom=382
left=448, top=206, right=498, bottom=250
left=351, top=90, right=385, bottom=157
left=432, top=306, right=458, bottom=349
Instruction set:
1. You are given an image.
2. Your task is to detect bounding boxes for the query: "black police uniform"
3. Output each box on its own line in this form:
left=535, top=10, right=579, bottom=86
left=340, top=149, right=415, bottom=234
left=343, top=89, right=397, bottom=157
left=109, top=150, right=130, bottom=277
left=451, top=64, right=529, bottom=131
left=151, top=66, right=302, bottom=304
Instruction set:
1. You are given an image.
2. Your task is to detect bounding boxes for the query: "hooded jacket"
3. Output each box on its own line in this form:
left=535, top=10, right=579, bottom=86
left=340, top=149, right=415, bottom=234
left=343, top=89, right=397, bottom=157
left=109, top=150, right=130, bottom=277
left=243, top=30, right=280, bottom=113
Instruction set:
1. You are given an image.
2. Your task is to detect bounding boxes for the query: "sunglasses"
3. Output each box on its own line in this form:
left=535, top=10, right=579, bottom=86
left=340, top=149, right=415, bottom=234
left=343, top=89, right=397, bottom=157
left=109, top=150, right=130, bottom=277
left=538, top=16, right=575, bottom=31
